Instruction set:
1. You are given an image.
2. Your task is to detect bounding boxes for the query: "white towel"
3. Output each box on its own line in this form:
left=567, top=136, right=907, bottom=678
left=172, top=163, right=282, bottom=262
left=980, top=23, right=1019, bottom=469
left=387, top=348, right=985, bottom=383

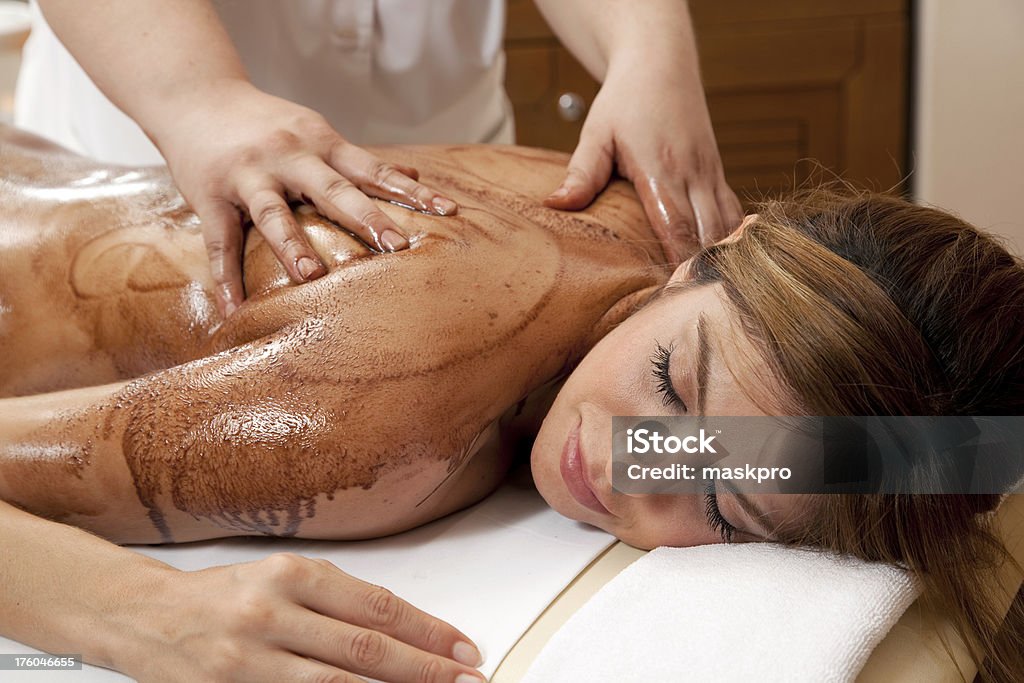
left=523, top=543, right=920, bottom=683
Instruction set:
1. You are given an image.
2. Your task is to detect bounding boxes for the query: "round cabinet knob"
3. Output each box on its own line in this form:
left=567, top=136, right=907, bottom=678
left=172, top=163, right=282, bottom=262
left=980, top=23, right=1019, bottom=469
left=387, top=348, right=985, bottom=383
left=557, top=92, right=587, bottom=122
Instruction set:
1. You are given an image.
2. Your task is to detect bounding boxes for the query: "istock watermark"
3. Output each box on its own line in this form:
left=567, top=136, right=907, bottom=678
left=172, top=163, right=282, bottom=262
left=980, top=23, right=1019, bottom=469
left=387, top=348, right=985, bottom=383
left=611, top=416, right=1024, bottom=495
left=625, top=427, right=718, bottom=454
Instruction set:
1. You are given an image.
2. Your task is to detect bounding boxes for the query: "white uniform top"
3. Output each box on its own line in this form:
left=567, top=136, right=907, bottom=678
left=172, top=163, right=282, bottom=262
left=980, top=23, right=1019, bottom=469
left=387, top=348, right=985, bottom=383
left=15, top=0, right=514, bottom=165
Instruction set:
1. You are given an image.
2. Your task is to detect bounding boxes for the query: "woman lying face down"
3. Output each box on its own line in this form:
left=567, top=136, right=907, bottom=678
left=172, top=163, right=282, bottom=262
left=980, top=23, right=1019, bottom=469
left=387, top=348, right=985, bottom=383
left=0, top=125, right=774, bottom=549
left=0, top=125, right=1021, bottom=680
left=0, top=124, right=676, bottom=543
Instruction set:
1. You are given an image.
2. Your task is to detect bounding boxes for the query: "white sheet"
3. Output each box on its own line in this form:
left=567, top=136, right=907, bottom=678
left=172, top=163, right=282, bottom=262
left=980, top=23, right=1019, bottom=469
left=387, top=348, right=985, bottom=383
left=0, top=475, right=615, bottom=681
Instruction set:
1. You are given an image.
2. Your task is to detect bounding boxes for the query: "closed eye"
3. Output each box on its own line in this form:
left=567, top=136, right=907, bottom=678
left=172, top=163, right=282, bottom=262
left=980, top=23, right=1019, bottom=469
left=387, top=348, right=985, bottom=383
left=651, top=341, right=687, bottom=412
left=704, top=481, right=737, bottom=543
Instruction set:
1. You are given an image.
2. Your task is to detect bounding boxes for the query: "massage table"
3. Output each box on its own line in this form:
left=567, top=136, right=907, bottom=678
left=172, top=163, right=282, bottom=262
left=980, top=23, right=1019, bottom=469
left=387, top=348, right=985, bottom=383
left=1, top=482, right=1019, bottom=681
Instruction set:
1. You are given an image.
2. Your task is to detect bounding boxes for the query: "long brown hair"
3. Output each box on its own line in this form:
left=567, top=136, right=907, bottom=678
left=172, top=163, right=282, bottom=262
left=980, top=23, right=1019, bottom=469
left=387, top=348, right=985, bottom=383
left=687, top=187, right=1024, bottom=681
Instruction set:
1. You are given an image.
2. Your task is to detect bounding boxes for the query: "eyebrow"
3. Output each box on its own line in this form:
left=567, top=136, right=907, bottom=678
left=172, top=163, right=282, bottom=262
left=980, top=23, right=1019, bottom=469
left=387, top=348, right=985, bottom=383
left=695, top=313, right=711, bottom=417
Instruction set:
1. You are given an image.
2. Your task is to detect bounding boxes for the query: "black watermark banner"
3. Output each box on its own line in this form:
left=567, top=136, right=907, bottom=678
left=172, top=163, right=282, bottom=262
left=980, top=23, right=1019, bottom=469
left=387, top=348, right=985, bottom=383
left=611, top=416, right=1024, bottom=495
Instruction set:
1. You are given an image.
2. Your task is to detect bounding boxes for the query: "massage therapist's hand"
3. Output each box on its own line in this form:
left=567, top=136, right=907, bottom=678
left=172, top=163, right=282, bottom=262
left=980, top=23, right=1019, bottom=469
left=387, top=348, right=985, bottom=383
left=534, top=0, right=743, bottom=263
left=122, top=553, right=485, bottom=683
left=151, top=79, right=460, bottom=317
left=544, top=63, right=743, bottom=263
left=34, top=1, right=459, bottom=318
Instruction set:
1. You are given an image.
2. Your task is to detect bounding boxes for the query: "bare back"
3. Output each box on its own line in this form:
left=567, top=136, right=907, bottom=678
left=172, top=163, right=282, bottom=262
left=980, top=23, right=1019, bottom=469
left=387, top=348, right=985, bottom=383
left=0, top=126, right=671, bottom=543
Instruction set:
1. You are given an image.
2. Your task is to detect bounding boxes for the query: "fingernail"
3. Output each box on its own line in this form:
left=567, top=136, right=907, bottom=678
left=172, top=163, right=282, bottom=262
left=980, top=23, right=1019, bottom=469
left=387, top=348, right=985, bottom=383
left=455, top=673, right=485, bottom=683
left=547, top=185, right=569, bottom=201
left=380, top=229, right=409, bottom=252
left=223, top=300, right=238, bottom=318
left=296, top=257, right=324, bottom=280
left=452, top=641, right=482, bottom=668
left=432, top=197, right=458, bottom=216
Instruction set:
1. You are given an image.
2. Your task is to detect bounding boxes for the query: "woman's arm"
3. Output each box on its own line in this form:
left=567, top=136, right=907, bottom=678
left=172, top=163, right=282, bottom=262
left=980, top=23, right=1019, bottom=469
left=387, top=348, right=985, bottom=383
left=0, top=497, right=165, bottom=672
left=0, top=312, right=471, bottom=544
left=0, top=499, right=485, bottom=682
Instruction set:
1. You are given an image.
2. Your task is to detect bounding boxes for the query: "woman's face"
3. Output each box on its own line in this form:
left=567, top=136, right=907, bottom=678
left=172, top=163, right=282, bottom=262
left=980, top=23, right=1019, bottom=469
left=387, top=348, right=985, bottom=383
left=531, top=221, right=803, bottom=549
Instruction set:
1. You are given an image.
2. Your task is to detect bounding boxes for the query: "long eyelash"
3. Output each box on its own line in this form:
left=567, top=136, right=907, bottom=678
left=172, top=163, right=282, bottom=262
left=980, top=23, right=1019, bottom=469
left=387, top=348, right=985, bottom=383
left=703, top=482, right=736, bottom=543
left=651, top=341, right=686, bottom=410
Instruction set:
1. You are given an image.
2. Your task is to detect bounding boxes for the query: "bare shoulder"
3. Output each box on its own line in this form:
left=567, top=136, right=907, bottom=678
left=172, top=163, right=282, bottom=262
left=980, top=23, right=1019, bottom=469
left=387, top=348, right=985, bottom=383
left=371, top=144, right=571, bottom=197
left=365, top=144, right=656, bottom=245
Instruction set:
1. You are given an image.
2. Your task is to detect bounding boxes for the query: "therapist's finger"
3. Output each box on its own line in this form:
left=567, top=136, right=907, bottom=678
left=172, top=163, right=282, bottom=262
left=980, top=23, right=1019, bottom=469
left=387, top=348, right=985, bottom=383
left=331, top=143, right=458, bottom=217
left=687, top=183, right=726, bottom=245
left=196, top=197, right=246, bottom=317
left=285, top=160, right=410, bottom=252
left=275, top=607, right=485, bottom=683
left=718, top=182, right=745, bottom=236
left=237, top=179, right=327, bottom=284
left=635, top=175, right=699, bottom=264
left=295, top=570, right=483, bottom=668
left=544, top=125, right=615, bottom=210
left=392, top=163, right=420, bottom=181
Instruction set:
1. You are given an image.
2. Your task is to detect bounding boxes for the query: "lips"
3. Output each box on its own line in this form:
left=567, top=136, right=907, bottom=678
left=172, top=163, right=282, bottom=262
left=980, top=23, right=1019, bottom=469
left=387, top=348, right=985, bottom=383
left=560, top=417, right=610, bottom=515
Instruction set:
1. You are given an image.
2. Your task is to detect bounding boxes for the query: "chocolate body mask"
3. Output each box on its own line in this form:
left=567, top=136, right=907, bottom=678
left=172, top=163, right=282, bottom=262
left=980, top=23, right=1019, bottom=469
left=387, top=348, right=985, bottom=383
left=0, top=126, right=673, bottom=543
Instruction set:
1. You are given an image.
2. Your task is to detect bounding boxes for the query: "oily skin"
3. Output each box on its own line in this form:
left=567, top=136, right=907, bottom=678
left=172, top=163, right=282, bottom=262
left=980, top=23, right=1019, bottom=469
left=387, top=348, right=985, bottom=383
left=0, top=125, right=674, bottom=544
left=530, top=247, right=806, bottom=550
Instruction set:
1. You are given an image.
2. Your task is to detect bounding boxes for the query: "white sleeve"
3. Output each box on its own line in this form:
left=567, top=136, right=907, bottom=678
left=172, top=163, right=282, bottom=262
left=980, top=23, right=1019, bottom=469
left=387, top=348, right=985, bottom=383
left=14, top=0, right=165, bottom=165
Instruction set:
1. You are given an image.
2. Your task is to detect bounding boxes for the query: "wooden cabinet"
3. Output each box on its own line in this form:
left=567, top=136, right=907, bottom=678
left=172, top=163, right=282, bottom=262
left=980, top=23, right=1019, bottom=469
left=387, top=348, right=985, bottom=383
left=504, top=0, right=910, bottom=202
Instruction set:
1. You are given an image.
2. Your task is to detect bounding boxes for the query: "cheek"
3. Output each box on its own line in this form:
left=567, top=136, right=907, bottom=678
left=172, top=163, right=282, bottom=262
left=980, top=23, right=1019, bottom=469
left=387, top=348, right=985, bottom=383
left=563, top=327, right=657, bottom=416
left=614, top=496, right=724, bottom=549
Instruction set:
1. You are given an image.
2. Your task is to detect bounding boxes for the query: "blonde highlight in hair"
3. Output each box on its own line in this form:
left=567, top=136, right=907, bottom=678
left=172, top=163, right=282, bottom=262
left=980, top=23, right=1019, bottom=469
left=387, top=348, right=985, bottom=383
left=685, top=186, right=1024, bottom=681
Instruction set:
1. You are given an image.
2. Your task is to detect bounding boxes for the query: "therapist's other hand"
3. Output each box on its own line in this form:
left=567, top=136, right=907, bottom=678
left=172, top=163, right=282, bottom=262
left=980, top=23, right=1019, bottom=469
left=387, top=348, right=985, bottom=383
left=153, top=79, right=459, bottom=318
left=543, top=62, right=743, bottom=263
left=122, top=553, right=485, bottom=683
